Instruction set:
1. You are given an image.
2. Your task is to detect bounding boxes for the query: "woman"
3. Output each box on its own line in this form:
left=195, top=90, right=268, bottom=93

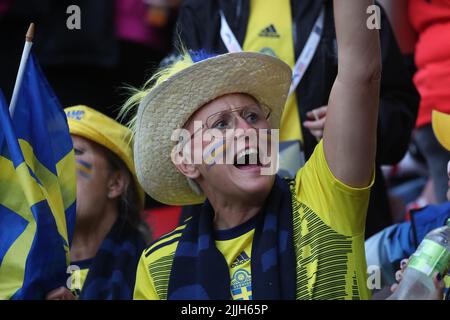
left=47, top=105, right=150, bottom=300
left=126, top=0, right=381, bottom=300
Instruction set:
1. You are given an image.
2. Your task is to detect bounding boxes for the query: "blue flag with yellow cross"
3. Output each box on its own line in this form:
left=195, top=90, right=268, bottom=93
left=0, top=53, right=76, bottom=299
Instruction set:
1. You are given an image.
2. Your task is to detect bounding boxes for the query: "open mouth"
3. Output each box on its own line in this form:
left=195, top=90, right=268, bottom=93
left=233, top=147, right=262, bottom=170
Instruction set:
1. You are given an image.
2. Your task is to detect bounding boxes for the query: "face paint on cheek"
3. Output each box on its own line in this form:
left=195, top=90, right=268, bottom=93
left=203, top=138, right=227, bottom=170
left=76, top=159, right=93, bottom=179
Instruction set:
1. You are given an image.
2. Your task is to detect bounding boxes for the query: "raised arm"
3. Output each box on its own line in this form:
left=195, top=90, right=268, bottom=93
left=324, top=0, right=382, bottom=188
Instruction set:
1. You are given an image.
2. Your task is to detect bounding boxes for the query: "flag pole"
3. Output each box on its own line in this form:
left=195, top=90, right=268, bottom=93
left=9, top=23, right=34, bottom=117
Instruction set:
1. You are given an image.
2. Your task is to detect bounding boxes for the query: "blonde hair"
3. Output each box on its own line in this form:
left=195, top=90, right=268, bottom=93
left=119, top=50, right=195, bottom=137
left=119, top=49, right=207, bottom=196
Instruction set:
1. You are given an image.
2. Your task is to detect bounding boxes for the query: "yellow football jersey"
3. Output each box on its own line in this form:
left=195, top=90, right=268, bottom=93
left=243, top=0, right=302, bottom=144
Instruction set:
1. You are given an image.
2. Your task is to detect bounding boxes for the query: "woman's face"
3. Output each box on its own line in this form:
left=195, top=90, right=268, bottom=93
left=179, top=93, right=276, bottom=201
left=72, top=135, right=113, bottom=223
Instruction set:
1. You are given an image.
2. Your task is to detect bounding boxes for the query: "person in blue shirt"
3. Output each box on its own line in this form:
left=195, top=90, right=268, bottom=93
left=366, top=110, right=450, bottom=300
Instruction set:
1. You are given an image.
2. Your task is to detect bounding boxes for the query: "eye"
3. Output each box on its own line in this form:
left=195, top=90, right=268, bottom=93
left=74, top=148, right=83, bottom=156
left=245, top=112, right=259, bottom=124
left=212, top=119, right=230, bottom=130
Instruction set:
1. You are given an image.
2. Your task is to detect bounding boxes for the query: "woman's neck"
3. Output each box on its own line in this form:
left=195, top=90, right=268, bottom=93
left=207, top=193, right=265, bottom=230
left=213, top=205, right=261, bottom=230
left=70, top=206, right=118, bottom=262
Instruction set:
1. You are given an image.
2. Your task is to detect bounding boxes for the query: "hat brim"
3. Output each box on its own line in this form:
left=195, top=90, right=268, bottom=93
left=134, top=52, right=292, bottom=205
left=432, top=110, right=450, bottom=152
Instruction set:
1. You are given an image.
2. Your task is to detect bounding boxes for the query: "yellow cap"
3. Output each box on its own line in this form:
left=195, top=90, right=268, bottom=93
left=65, top=105, right=145, bottom=208
left=432, top=110, right=450, bottom=152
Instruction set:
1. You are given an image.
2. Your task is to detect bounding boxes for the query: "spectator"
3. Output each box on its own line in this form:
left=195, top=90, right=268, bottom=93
left=171, top=0, right=420, bottom=238
left=126, top=0, right=381, bottom=300
left=46, top=105, right=150, bottom=300
left=366, top=110, right=450, bottom=300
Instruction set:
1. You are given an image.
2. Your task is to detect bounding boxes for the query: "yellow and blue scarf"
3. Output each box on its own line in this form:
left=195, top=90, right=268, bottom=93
left=79, top=219, right=147, bottom=300
left=167, top=176, right=296, bottom=299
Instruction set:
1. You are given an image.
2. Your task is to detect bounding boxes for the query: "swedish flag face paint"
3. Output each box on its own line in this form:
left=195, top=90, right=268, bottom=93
left=204, top=138, right=227, bottom=170
left=71, top=134, right=115, bottom=221
left=76, top=159, right=92, bottom=179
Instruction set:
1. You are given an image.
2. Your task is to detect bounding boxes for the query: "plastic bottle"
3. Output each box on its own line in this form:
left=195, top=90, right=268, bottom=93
left=388, top=219, right=450, bottom=300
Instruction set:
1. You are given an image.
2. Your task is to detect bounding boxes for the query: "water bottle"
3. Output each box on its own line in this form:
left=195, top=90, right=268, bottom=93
left=388, top=219, right=450, bottom=300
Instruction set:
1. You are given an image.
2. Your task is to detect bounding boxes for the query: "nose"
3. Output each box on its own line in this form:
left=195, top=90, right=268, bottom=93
left=232, top=116, right=260, bottom=151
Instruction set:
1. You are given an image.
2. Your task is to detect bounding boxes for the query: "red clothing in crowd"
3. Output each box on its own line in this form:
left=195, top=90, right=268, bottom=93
left=409, top=0, right=450, bottom=128
left=143, top=206, right=181, bottom=241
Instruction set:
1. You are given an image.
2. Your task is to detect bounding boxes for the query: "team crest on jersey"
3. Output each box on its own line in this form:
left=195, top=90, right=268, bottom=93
left=230, top=269, right=252, bottom=300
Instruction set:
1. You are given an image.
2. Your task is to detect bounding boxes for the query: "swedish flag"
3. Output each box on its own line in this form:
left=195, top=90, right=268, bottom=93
left=0, top=53, right=76, bottom=299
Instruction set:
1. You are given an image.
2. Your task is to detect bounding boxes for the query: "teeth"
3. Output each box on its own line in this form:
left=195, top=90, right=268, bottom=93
left=236, top=148, right=258, bottom=164
left=237, top=148, right=258, bottom=159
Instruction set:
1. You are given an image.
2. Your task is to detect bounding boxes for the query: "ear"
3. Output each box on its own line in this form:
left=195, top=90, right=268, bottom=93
left=171, top=144, right=201, bottom=179
left=107, top=170, right=130, bottom=200
left=174, top=158, right=201, bottom=180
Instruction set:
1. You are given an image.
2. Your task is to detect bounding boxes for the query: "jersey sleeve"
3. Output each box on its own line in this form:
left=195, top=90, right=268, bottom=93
left=294, top=140, right=374, bottom=236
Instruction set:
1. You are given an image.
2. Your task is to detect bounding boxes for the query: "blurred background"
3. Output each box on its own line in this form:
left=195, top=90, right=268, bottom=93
left=0, top=0, right=183, bottom=239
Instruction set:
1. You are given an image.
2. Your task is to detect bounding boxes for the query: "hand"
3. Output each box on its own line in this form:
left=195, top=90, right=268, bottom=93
left=46, top=286, right=76, bottom=300
left=303, top=106, right=327, bottom=141
left=390, top=258, right=445, bottom=300
left=390, top=258, right=409, bottom=293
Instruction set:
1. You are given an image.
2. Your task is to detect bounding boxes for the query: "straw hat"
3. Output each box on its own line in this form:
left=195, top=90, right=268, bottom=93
left=432, top=110, right=450, bottom=152
left=134, top=52, right=292, bottom=206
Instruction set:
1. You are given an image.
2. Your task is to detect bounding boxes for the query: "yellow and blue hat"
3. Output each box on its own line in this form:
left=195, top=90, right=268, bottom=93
left=432, top=110, right=450, bottom=152
left=65, top=105, right=145, bottom=208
